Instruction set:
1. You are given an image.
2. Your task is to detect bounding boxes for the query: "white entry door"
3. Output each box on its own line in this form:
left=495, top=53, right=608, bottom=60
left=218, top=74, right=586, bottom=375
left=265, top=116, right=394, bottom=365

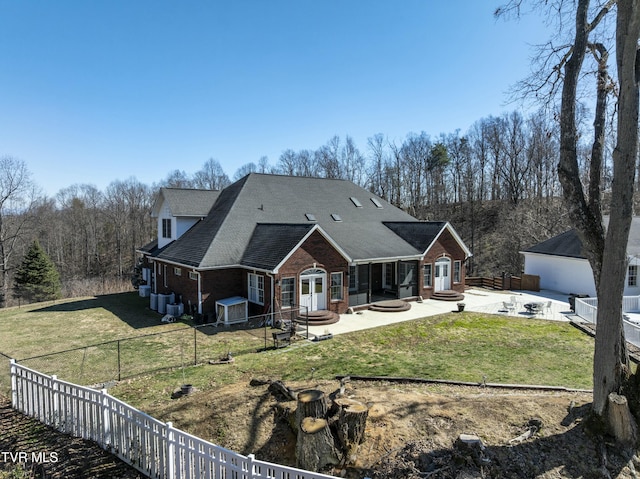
left=300, top=270, right=326, bottom=312
left=434, top=258, right=451, bottom=291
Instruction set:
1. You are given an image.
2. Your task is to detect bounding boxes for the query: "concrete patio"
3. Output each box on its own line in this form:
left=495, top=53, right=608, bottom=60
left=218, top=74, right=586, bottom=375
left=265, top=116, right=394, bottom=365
left=306, top=288, right=575, bottom=337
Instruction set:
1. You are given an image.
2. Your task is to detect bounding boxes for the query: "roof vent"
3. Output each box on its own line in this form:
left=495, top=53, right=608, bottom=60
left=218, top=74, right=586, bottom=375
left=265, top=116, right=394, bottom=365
left=331, top=214, right=342, bottom=222
left=349, top=197, right=363, bottom=207
left=370, top=197, right=383, bottom=208
left=305, top=213, right=317, bottom=221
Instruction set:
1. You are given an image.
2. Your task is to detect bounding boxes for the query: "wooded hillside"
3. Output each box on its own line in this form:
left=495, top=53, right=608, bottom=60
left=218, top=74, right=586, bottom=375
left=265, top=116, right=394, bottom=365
left=1, top=108, right=620, bottom=306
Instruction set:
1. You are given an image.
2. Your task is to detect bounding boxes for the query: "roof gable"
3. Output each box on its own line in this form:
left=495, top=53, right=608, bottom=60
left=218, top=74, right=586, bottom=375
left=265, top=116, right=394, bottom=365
left=384, top=221, right=472, bottom=258
left=241, top=224, right=315, bottom=271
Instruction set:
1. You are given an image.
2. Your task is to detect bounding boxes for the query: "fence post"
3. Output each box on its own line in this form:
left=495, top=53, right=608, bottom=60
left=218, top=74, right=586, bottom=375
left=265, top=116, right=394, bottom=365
left=10, top=359, right=17, bottom=409
left=101, top=388, right=111, bottom=450
left=117, top=340, right=121, bottom=381
left=51, top=375, right=59, bottom=428
left=194, top=327, right=197, bottom=365
left=166, top=421, right=175, bottom=479
left=247, top=453, right=255, bottom=478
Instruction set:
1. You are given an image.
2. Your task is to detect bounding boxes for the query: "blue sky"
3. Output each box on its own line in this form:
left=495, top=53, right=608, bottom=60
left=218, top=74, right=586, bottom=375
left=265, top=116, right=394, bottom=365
left=0, top=1, right=551, bottom=196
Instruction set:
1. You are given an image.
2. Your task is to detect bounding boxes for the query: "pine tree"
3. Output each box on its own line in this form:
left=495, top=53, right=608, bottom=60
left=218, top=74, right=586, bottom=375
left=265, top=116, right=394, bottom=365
left=13, top=240, right=61, bottom=303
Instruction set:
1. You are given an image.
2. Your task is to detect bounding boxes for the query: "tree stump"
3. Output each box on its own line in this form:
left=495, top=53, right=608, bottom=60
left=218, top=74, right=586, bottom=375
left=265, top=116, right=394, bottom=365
left=296, top=417, right=341, bottom=471
left=607, top=392, right=638, bottom=446
left=295, top=389, right=327, bottom=429
left=334, top=398, right=369, bottom=456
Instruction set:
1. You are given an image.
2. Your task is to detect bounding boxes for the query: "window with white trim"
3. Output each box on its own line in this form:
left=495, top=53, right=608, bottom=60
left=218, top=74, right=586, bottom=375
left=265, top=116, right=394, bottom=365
left=162, top=218, right=172, bottom=238
left=349, top=266, right=357, bottom=291
left=629, top=265, right=638, bottom=287
left=453, top=261, right=461, bottom=283
left=281, top=277, right=295, bottom=307
left=331, top=272, right=343, bottom=301
left=248, top=273, right=264, bottom=305
left=174, top=267, right=182, bottom=276
left=189, top=271, right=198, bottom=281
left=424, top=263, right=432, bottom=288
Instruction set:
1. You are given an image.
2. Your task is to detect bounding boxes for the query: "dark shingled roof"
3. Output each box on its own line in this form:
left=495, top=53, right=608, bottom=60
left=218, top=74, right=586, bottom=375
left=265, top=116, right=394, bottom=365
left=241, top=224, right=316, bottom=270
left=523, top=229, right=585, bottom=258
left=384, top=221, right=448, bottom=252
left=151, top=188, right=219, bottom=217
left=155, top=173, right=470, bottom=269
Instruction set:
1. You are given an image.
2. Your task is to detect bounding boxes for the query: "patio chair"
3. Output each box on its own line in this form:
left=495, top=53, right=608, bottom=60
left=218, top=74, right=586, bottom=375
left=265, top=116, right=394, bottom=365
left=503, top=301, right=516, bottom=313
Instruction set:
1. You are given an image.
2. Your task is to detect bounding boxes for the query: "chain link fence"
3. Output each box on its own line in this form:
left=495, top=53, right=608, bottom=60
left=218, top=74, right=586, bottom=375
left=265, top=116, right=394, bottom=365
left=11, top=307, right=309, bottom=387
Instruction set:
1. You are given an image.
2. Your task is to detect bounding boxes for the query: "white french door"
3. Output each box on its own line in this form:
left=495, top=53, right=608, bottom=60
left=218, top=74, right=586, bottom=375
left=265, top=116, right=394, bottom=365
left=434, top=258, right=451, bottom=291
left=299, top=269, right=326, bottom=312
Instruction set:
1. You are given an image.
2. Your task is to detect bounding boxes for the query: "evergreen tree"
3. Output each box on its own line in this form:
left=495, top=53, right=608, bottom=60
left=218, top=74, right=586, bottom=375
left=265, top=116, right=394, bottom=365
left=13, top=240, right=61, bottom=303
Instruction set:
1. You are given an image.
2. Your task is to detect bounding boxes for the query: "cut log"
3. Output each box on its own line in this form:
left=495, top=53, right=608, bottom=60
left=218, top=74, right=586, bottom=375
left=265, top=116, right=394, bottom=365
left=296, top=417, right=341, bottom=471
left=607, top=392, right=638, bottom=446
left=267, top=380, right=298, bottom=401
left=334, top=397, right=369, bottom=456
left=295, top=389, right=327, bottom=429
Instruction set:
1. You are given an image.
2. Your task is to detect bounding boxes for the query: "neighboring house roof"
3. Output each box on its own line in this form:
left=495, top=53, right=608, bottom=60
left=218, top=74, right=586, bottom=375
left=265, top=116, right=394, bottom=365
left=523, top=229, right=586, bottom=259
left=153, top=173, right=470, bottom=269
left=523, top=217, right=640, bottom=259
left=151, top=188, right=220, bottom=218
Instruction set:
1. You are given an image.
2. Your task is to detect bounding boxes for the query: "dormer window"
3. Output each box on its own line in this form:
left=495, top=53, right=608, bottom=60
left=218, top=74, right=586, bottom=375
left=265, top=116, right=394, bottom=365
left=162, top=219, right=172, bottom=238
left=349, top=197, right=363, bottom=207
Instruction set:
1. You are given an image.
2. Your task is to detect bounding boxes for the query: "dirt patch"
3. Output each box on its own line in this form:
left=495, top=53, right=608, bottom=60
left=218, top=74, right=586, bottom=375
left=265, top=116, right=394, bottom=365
left=154, top=376, right=640, bottom=478
left=3, top=378, right=640, bottom=478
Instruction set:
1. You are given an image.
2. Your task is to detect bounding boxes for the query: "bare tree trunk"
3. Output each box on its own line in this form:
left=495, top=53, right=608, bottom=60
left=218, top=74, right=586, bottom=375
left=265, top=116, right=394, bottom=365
left=593, top=0, right=640, bottom=416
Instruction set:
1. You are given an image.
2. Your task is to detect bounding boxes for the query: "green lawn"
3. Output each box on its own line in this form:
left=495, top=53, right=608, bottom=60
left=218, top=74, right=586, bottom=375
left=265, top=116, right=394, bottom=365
left=0, top=292, right=595, bottom=402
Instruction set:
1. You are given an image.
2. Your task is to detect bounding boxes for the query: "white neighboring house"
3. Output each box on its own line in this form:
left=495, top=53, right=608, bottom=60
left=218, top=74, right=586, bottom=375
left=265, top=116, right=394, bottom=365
left=521, top=217, right=640, bottom=296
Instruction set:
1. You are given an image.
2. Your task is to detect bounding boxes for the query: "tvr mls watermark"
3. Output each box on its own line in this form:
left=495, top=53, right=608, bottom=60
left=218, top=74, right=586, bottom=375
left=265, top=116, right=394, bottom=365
left=1, top=451, right=59, bottom=463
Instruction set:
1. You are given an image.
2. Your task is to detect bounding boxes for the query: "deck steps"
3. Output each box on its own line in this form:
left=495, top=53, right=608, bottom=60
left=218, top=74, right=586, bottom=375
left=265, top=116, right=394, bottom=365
left=369, top=299, right=412, bottom=312
left=296, top=310, right=340, bottom=325
left=431, top=290, right=465, bottom=302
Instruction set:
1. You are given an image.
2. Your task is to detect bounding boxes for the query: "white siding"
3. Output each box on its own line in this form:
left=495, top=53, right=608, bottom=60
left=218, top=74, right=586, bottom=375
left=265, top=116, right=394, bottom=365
left=524, top=252, right=640, bottom=297
left=523, top=253, right=596, bottom=296
left=156, top=199, right=201, bottom=249
left=176, top=217, right=199, bottom=238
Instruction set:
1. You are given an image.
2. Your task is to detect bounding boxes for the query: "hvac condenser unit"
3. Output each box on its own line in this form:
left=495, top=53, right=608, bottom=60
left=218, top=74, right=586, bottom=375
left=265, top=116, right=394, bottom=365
left=215, top=296, right=248, bottom=325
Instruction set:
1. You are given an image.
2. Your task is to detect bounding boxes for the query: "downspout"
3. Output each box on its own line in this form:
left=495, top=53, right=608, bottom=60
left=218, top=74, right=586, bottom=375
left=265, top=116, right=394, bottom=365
left=152, top=261, right=157, bottom=294
left=267, top=273, right=275, bottom=323
left=197, top=271, right=203, bottom=315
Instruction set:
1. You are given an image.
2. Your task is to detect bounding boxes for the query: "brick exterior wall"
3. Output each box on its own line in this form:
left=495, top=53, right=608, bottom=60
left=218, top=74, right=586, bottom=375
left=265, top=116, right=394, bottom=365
left=275, top=230, right=350, bottom=314
left=420, top=228, right=467, bottom=299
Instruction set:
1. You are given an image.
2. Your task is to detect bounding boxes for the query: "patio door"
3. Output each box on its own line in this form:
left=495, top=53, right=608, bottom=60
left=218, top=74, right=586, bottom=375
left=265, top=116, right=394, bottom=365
left=300, top=269, right=326, bottom=312
left=434, top=258, right=451, bottom=291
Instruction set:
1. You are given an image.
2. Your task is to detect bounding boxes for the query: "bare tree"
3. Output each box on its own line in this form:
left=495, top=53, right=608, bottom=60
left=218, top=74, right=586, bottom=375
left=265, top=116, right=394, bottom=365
left=499, top=0, right=640, bottom=434
left=0, top=157, right=39, bottom=304
left=192, top=158, right=230, bottom=190
left=233, top=162, right=258, bottom=181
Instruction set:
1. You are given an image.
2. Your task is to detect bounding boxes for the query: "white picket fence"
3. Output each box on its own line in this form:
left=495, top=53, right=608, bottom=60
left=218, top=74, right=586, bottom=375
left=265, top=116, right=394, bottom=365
left=9, top=360, right=335, bottom=479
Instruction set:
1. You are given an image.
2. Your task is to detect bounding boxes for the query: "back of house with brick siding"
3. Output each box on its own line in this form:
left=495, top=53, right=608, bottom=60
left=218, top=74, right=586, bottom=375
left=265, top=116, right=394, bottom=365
left=137, top=173, right=471, bottom=321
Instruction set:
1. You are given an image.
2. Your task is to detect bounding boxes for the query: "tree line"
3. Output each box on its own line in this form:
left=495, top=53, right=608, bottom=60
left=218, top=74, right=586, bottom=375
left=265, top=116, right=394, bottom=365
left=0, top=105, right=608, bottom=306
